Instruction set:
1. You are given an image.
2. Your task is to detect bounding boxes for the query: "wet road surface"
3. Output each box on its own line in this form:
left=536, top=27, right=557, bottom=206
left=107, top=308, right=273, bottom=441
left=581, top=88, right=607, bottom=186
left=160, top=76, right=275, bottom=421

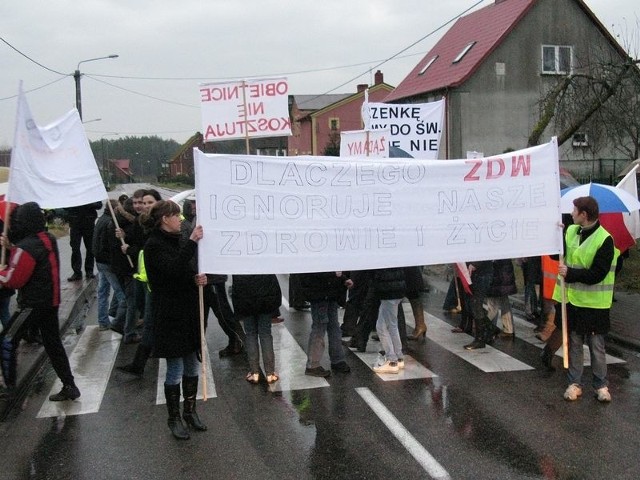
left=0, top=276, right=639, bottom=479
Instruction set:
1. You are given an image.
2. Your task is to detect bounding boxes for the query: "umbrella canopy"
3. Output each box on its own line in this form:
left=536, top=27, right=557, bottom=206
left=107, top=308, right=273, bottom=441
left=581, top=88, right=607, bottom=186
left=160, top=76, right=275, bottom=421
left=560, top=182, right=640, bottom=213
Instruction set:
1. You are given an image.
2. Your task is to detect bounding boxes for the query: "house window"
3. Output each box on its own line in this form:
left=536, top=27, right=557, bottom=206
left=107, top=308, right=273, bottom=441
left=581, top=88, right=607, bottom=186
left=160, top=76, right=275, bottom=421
left=542, top=45, right=573, bottom=74
left=452, top=41, right=476, bottom=64
left=572, top=132, right=588, bottom=147
left=418, top=55, right=439, bottom=75
left=329, top=118, right=339, bottom=130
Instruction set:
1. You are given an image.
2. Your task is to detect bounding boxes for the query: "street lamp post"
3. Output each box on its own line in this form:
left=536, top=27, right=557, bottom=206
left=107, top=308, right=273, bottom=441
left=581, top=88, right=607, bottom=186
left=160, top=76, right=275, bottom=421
left=74, top=55, right=119, bottom=120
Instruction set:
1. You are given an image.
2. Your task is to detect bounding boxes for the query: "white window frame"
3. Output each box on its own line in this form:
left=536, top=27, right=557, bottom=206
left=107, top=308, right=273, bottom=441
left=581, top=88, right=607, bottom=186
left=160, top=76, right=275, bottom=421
left=418, top=55, right=439, bottom=75
left=541, top=45, right=573, bottom=75
left=453, top=42, right=476, bottom=64
left=572, top=132, right=588, bottom=147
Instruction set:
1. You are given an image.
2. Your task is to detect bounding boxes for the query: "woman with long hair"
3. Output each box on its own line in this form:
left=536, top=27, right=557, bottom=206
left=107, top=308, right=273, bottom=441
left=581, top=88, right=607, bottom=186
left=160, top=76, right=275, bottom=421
left=141, top=200, right=207, bottom=440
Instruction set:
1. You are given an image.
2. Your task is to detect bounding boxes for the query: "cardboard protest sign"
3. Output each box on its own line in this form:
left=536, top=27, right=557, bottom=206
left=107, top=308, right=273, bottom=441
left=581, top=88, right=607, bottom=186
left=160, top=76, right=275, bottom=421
left=199, top=78, right=292, bottom=142
left=361, top=98, right=445, bottom=159
left=194, top=139, right=563, bottom=274
left=339, top=129, right=390, bottom=158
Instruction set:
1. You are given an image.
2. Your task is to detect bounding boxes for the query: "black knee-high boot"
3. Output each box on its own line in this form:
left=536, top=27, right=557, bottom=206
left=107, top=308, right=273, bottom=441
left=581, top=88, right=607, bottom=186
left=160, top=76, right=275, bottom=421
left=182, top=376, right=207, bottom=431
left=165, top=383, right=190, bottom=440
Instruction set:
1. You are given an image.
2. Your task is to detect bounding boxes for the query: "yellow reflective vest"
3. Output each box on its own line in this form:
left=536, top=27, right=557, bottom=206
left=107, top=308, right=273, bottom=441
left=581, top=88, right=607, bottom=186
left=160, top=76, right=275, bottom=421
left=133, top=250, right=150, bottom=291
left=552, top=224, right=619, bottom=309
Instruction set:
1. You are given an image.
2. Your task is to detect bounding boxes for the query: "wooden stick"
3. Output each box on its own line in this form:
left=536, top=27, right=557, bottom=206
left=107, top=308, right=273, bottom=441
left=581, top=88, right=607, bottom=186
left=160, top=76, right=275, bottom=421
left=0, top=201, right=12, bottom=268
left=198, top=284, right=207, bottom=401
left=454, top=273, right=462, bottom=311
left=560, top=254, right=569, bottom=369
left=106, top=199, right=134, bottom=268
left=241, top=80, right=250, bottom=155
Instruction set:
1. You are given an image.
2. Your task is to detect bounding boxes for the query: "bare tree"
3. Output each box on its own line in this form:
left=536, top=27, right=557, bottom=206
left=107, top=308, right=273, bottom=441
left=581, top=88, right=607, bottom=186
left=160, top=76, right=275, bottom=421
left=528, top=22, right=640, bottom=158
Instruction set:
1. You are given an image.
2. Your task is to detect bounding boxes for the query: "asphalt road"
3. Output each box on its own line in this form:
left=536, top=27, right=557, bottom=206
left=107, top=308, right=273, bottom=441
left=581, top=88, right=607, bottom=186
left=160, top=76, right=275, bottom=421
left=0, top=272, right=639, bottom=480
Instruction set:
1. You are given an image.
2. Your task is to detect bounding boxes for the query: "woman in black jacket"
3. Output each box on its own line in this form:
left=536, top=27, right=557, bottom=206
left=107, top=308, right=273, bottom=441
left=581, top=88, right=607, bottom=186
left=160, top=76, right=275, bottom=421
left=142, top=200, right=207, bottom=440
left=232, top=274, right=282, bottom=384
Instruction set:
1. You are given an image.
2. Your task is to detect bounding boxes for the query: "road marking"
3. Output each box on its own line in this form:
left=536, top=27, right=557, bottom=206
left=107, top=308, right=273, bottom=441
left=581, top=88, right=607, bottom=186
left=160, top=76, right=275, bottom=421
left=156, top=343, right=217, bottom=404
left=424, top=313, right=535, bottom=372
left=512, top=315, right=625, bottom=365
left=356, top=387, right=451, bottom=480
left=38, top=327, right=121, bottom=418
left=268, top=323, right=329, bottom=392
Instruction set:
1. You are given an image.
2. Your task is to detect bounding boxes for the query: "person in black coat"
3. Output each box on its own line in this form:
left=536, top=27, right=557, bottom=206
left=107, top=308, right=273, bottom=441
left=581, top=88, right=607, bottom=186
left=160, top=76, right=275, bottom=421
left=65, top=201, right=101, bottom=281
left=142, top=200, right=207, bottom=440
left=232, top=274, right=282, bottom=384
left=463, top=260, right=495, bottom=350
left=300, top=271, right=353, bottom=377
left=486, top=259, right=517, bottom=338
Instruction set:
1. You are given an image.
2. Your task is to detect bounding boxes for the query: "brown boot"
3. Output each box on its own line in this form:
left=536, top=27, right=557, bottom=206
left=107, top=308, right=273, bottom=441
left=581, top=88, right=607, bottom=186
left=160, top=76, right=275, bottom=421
left=536, top=309, right=556, bottom=342
left=408, top=298, right=427, bottom=342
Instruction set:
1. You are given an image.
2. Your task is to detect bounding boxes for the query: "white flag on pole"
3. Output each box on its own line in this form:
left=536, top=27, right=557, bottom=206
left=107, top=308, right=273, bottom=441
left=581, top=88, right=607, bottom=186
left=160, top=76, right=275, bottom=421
left=6, top=87, right=107, bottom=209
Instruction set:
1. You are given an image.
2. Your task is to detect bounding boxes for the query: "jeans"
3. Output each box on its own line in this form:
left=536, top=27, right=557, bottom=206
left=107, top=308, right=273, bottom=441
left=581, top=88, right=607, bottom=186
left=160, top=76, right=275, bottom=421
left=568, top=331, right=608, bottom=389
left=242, top=313, right=275, bottom=374
left=96, top=263, right=126, bottom=328
left=165, top=351, right=200, bottom=385
left=306, top=300, right=345, bottom=368
left=376, top=299, right=403, bottom=362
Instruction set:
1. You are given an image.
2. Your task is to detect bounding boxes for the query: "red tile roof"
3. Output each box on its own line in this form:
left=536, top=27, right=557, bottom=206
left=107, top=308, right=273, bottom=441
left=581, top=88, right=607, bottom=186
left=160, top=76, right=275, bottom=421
left=385, top=0, right=536, bottom=102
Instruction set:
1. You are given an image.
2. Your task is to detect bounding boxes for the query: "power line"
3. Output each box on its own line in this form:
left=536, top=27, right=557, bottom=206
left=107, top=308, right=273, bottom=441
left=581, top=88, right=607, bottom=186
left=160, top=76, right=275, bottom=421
left=0, top=75, right=68, bottom=101
left=0, top=36, right=69, bottom=76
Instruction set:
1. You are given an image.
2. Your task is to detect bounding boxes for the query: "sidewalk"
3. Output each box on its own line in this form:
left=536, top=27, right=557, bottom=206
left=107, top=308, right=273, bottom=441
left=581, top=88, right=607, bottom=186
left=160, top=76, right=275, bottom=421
left=0, top=235, right=96, bottom=419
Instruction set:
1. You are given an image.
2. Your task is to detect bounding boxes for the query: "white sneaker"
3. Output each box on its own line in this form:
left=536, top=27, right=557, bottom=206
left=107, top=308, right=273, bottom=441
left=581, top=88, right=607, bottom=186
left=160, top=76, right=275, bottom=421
left=596, top=386, right=611, bottom=402
left=564, top=383, right=583, bottom=401
left=397, top=358, right=405, bottom=369
left=373, top=359, right=399, bottom=374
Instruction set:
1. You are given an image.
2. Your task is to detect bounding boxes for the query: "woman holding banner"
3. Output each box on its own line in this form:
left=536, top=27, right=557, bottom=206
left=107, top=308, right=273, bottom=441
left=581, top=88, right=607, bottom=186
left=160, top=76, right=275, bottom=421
left=141, top=200, right=208, bottom=440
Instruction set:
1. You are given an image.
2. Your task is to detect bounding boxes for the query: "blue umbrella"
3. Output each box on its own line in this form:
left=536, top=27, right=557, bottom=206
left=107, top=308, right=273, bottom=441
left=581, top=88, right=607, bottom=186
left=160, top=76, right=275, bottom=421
left=560, top=182, right=640, bottom=213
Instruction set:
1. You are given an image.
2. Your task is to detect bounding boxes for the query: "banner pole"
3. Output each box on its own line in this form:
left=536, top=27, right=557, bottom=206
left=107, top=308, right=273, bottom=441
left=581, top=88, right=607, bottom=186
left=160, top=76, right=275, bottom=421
left=199, top=284, right=207, bottom=401
left=107, top=199, right=134, bottom=268
left=560, top=254, right=569, bottom=369
left=0, top=202, right=12, bottom=268
left=241, top=80, right=250, bottom=155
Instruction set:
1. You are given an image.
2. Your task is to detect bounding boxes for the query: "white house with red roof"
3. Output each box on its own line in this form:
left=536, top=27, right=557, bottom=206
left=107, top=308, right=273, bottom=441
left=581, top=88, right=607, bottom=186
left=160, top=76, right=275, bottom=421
left=386, top=0, right=635, bottom=176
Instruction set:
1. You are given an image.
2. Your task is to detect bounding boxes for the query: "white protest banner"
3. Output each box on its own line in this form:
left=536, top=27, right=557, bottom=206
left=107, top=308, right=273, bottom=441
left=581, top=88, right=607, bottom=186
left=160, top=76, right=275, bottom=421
left=199, top=78, right=292, bottom=142
left=361, top=98, right=445, bottom=159
left=340, top=129, right=390, bottom=158
left=7, top=87, right=108, bottom=209
left=194, top=138, right=563, bottom=274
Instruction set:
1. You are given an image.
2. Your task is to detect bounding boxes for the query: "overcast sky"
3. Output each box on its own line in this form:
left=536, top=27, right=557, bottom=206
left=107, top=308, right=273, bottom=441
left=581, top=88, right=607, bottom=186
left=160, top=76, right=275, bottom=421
left=1, top=0, right=638, bottom=148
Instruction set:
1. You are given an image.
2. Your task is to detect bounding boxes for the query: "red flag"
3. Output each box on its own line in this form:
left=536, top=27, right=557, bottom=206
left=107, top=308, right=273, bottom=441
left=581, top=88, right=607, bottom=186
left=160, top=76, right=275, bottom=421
left=600, top=213, right=635, bottom=253
left=455, top=262, right=473, bottom=295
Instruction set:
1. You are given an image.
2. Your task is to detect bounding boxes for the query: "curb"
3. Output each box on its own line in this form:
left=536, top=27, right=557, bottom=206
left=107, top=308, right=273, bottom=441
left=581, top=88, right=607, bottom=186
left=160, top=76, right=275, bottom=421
left=0, top=279, right=97, bottom=420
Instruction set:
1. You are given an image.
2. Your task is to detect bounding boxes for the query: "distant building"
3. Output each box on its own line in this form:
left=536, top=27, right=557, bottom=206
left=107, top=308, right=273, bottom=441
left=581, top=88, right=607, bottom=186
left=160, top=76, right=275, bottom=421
left=289, top=70, right=394, bottom=156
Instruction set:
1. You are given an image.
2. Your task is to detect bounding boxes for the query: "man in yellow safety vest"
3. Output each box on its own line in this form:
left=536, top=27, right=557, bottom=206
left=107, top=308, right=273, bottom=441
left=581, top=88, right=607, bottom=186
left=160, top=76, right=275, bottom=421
left=554, top=196, right=619, bottom=403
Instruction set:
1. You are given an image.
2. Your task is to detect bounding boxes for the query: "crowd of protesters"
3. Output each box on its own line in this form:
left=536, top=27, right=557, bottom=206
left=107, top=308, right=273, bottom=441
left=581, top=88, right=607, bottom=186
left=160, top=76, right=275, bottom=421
left=0, top=193, right=619, bottom=440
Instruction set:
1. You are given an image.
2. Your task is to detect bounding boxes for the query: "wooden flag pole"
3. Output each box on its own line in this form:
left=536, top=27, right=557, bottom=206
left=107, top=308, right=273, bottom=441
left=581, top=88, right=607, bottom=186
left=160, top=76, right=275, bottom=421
left=241, top=80, right=250, bottom=155
left=106, top=199, right=134, bottom=268
left=198, top=284, right=207, bottom=401
left=560, top=254, right=569, bottom=369
left=0, top=201, right=12, bottom=268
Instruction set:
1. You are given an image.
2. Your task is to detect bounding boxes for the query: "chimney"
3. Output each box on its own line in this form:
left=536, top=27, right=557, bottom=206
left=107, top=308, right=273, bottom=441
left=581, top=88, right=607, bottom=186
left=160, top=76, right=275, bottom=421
left=374, top=70, right=383, bottom=85
left=357, top=84, right=368, bottom=93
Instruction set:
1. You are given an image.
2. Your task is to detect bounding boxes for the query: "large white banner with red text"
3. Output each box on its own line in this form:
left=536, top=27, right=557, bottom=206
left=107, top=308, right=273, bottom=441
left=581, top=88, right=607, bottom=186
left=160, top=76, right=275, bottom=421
left=361, top=98, right=445, bottom=159
left=194, top=139, right=563, bottom=274
left=199, top=78, right=291, bottom=142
